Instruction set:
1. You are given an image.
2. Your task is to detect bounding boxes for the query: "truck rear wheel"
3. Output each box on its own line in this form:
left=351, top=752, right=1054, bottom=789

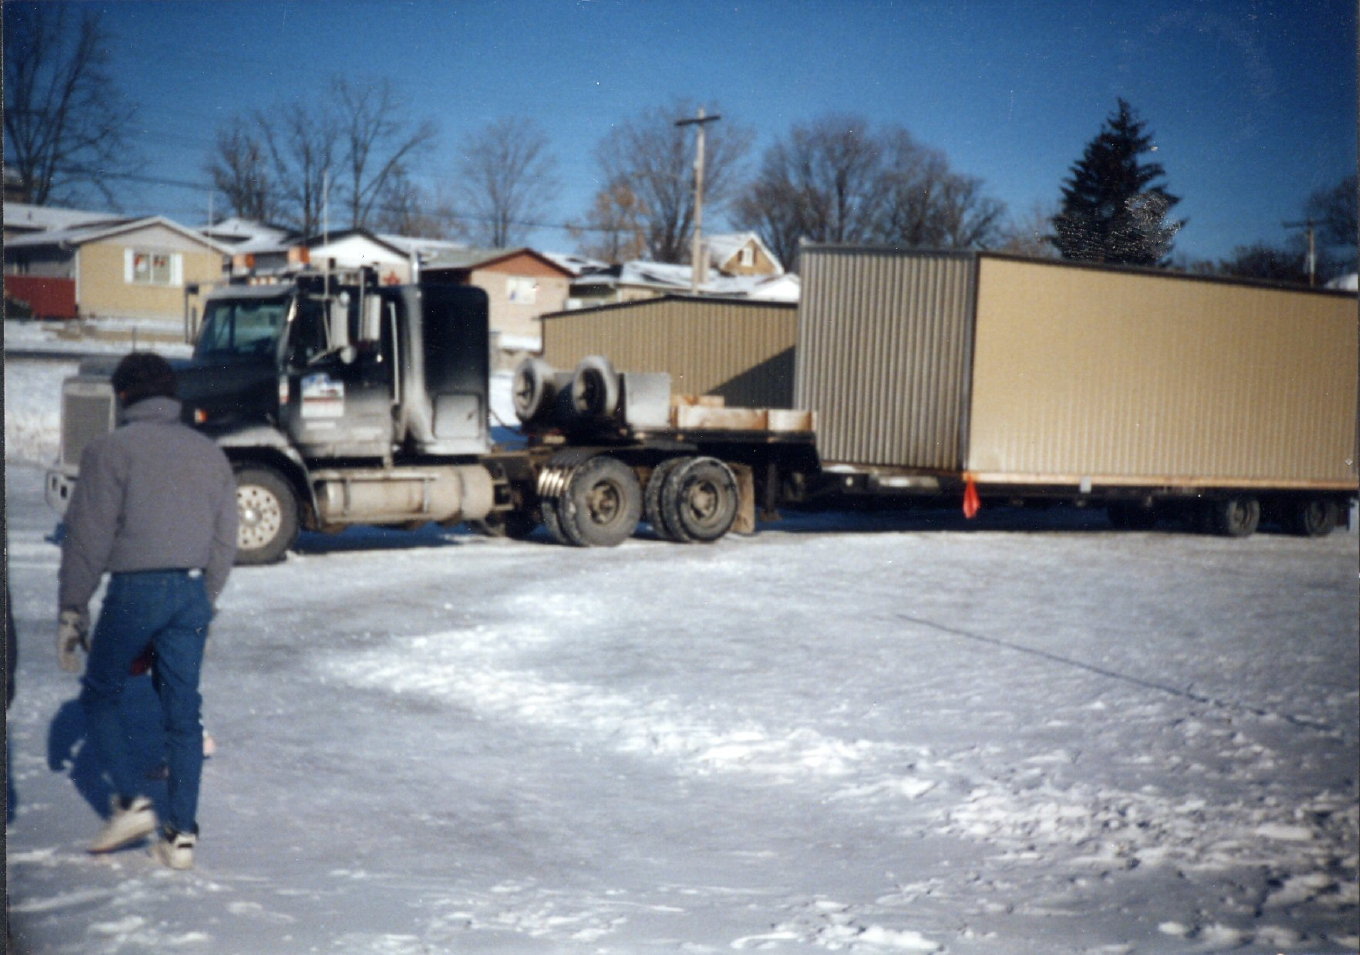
left=644, top=457, right=689, bottom=541
left=557, top=455, right=641, bottom=547
left=661, top=456, right=740, bottom=543
left=1209, top=495, right=1260, bottom=538
left=235, top=465, right=299, bottom=564
left=1285, top=497, right=1339, bottom=537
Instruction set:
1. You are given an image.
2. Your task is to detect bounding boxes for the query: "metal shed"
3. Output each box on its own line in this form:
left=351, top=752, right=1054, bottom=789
left=796, top=245, right=1358, bottom=489
left=540, top=295, right=798, bottom=408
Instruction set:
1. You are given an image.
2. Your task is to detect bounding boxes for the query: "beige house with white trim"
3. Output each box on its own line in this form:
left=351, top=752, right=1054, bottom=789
left=4, top=215, right=230, bottom=323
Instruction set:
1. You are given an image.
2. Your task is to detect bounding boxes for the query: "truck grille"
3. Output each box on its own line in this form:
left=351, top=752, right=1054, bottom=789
left=61, top=385, right=117, bottom=468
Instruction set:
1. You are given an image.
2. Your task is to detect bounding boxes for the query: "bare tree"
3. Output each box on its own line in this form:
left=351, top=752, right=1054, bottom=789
left=592, top=98, right=752, bottom=262
left=3, top=3, right=137, bottom=206
left=455, top=117, right=559, bottom=248
left=335, top=77, right=437, bottom=231
left=996, top=202, right=1062, bottom=258
left=208, top=75, right=437, bottom=236
left=206, top=116, right=276, bottom=222
left=1304, top=174, right=1358, bottom=257
left=571, top=183, right=650, bottom=263
left=261, top=104, right=341, bottom=237
left=737, top=115, right=1005, bottom=270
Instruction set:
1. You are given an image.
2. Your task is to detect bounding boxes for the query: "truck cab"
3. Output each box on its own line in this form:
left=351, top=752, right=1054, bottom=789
left=49, top=272, right=502, bottom=564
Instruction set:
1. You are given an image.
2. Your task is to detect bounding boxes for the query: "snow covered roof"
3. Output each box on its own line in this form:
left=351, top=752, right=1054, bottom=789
left=543, top=251, right=610, bottom=277
left=3, top=201, right=129, bottom=235
left=198, top=217, right=293, bottom=245
left=376, top=233, right=468, bottom=260
left=5, top=215, right=232, bottom=253
left=1325, top=272, right=1358, bottom=291
left=571, top=259, right=800, bottom=302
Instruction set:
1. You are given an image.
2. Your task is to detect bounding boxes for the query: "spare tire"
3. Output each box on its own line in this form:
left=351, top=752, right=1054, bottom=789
left=512, top=357, right=557, bottom=422
left=571, top=355, right=620, bottom=419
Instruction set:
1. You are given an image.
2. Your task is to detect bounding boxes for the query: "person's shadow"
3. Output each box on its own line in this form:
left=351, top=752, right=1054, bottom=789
left=47, top=674, right=170, bottom=837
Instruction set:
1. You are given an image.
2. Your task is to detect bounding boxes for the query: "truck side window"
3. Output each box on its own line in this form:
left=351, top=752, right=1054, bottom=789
left=288, top=299, right=328, bottom=366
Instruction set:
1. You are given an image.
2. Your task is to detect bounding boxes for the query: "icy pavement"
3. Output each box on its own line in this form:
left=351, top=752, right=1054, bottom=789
left=6, top=455, right=1357, bottom=954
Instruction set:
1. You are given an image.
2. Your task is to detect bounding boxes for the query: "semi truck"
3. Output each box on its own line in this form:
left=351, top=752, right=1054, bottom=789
left=45, top=270, right=817, bottom=563
left=45, top=248, right=1357, bottom=564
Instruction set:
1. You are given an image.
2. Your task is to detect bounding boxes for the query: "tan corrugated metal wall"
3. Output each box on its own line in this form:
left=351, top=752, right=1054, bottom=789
left=795, top=247, right=976, bottom=469
left=968, top=257, right=1358, bottom=485
left=541, top=297, right=797, bottom=407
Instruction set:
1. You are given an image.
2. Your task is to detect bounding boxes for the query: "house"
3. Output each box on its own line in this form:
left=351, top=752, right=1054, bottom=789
left=563, top=231, right=794, bottom=309
left=705, top=232, right=783, bottom=276
left=419, top=247, right=575, bottom=352
left=221, top=227, right=468, bottom=287
left=4, top=211, right=230, bottom=322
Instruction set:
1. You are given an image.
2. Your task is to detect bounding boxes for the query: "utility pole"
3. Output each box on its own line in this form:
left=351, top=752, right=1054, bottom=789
left=676, top=108, right=721, bottom=294
left=1283, top=219, right=1317, bottom=286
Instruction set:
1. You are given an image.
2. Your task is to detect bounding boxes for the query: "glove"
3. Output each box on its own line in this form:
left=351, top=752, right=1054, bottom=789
left=57, top=609, right=90, bottom=673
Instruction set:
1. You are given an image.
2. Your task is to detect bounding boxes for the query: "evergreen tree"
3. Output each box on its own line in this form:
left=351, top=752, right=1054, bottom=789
left=1052, top=99, right=1182, bottom=266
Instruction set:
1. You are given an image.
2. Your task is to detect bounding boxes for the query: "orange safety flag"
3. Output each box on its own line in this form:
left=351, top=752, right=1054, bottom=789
left=962, top=475, right=981, bottom=519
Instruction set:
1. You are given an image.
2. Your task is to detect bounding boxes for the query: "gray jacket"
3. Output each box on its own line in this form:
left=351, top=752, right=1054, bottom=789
left=59, top=397, right=239, bottom=611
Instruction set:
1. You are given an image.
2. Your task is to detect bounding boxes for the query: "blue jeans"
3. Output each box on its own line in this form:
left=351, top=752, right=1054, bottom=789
left=80, top=570, right=212, bottom=834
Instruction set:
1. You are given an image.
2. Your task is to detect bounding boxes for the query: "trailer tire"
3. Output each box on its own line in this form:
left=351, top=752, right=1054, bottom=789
left=571, top=355, right=620, bottom=419
left=1210, top=495, right=1260, bottom=538
left=661, top=456, right=740, bottom=543
left=234, top=465, right=299, bottom=564
left=1285, top=497, right=1339, bottom=537
left=644, top=457, right=690, bottom=541
left=557, top=455, right=641, bottom=547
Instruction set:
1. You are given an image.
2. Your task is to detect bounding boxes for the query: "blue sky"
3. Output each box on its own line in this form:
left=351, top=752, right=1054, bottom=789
left=21, top=0, right=1358, bottom=263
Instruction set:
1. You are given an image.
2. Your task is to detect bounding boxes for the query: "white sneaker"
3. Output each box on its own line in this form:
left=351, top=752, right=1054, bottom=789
left=152, top=827, right=197, bottom=870
left=89, top=795, right=157, bottom=853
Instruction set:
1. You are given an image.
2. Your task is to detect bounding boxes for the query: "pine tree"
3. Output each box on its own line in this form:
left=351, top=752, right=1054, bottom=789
left=1051, top=99, right=1183, bottom=266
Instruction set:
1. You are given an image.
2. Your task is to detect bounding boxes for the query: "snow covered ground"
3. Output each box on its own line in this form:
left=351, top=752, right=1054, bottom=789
left=5, top=325, right=1359, bottom=953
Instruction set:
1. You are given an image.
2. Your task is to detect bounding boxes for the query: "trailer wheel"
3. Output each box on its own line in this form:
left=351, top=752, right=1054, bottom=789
left=557, top=455, right=641, bottom=547
left=661, top=457, right=740, bottom=543
left=234, top=465, right=299, bottom=564
left=1209, top=495, right=1260, bottom=538
left=1285, top=497, right=1339, bottom=537
left=644, top=457, right=690, bottom=541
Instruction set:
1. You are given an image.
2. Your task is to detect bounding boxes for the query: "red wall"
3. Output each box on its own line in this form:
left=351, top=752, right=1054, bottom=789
left=3, top=275, right=77, bottom=319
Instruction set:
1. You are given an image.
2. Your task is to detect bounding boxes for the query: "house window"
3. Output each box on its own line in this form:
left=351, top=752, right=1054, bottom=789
left=739, top=245, right=755, bottom=267
left=506, top=276, right=538, bottom=305
left=124, top=249, right=183, bottom=287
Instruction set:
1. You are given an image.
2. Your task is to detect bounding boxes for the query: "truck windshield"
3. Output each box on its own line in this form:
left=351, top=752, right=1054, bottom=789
left=195, top=296, right=290, bottom=360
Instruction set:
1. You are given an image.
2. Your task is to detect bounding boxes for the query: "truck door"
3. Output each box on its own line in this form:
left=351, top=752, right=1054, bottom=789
left=280, top=294, right=395, bottom=459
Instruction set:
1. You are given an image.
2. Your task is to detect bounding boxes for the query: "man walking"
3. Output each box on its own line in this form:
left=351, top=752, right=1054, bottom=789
left=57, top=352, right=238, bottom=869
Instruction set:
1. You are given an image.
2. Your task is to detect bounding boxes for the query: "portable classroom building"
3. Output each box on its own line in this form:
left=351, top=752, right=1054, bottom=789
left=540, top=296, right=798, bottom=408
left=795, top=246, right=1358, bottom=493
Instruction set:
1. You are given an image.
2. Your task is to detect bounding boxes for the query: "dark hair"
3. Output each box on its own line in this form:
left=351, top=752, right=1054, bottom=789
left=112, top=352, right=177, bottom=405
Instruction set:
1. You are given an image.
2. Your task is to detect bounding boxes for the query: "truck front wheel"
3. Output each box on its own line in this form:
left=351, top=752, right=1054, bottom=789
left=234, top=465, right=300, bottom=564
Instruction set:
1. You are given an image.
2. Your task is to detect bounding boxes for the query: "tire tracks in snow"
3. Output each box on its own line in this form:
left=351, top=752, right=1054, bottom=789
left=891, top=612, right=1342, bottom=736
